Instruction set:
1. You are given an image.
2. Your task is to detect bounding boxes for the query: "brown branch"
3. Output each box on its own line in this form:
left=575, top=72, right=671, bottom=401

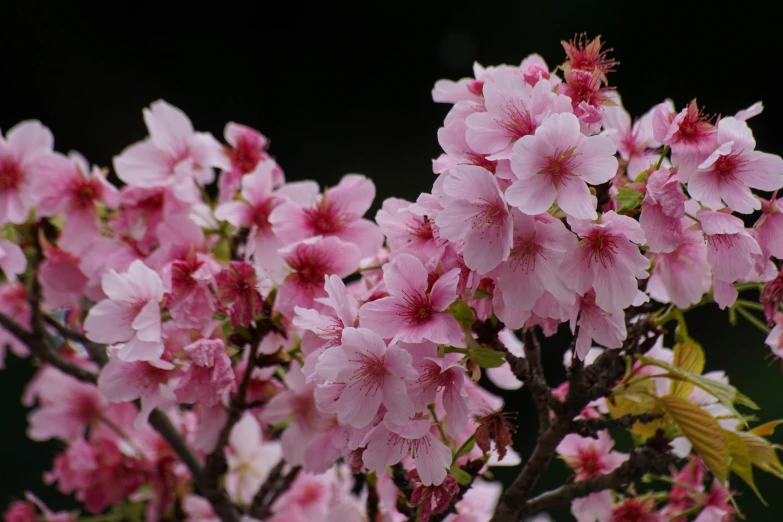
left=247, top=460, right=284, bottom=519
left=521, top=328, right=553, bottom=433
left=490, top=314, right=660, bottom=522
left=391, top=463, right=415, bottom=518
left=248, top=465, right=301, bottom=519
left=520, top=442, right=677, bottom=516
left=43, top=315, right=109, bottom=365
left=570, top=413, right=663, bottom=439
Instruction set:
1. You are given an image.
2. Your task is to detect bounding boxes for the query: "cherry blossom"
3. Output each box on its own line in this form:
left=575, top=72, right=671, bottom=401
left=0, top=121, right=54, bottom=225
left=506, top=112, right=618, bottom=219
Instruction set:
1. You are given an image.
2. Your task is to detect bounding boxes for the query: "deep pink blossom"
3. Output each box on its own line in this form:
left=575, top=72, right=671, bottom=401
left=561, top=211, right=650, bottom=312
left=652, top=100, right=717, bottom=182
left=84, top=260, right=165, bottom=362
left=359, top=253, right=464, bottom=346
left=495, top=211, right=575, bottom=311
left=408, top=470, right=459, bottom=522
left=639, top=167, right=685, bottom=253
left=506, top=112, right=618, bottom=219
left=214, top=261, right=266, bottom=327
left=162, top=251, right=220, bottom=329
left=270, top=174, right=384, bottom=257
left=218, top=122, right=284, bottom=202
left=315, top=327, right=417, bottom=428
left=277, top=236, right=361, bottom=318
left=362, top=415, right=452, bottom=486
left=175, top=339, right=237, bottom=407
left=0, top=121, right=54, bottom=225
left=436, top=165, right=513, bottom=273
left=688, top=116, right=783, bottom=213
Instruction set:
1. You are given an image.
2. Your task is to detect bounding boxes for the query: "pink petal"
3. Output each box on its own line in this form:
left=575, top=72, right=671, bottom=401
left=556, top=179, right=597, bottom=220
left=429, top=268, right=461, bottom=311
left=505, top=175, right=557, bottom=216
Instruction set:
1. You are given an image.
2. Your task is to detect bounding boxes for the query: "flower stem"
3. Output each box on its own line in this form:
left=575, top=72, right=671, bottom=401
left=428, top=403, right=450, bottom=445
left=734, top=304, right=771, bottom=334
left=655, top=145, right=670, bottom=170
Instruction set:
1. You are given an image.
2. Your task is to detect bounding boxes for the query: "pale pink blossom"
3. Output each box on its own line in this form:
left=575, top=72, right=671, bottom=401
left=436, top=165, right=513, bottom=273
left=639, top=167, right=684, bottom=253
left=362, top=415, right=452, bottom=486
left=506, top=112, right=618, bottom=219
left=359, top=254, right=464, bottom=346
left=225, top=413, right=282, bottom=505
left=113, top=100, right=228, bottom=202
left=0, top=120, right=54, bottom=225
left=277, top=236, right=361, bottom=318
left=375, top=197, right=440, bottom=261
left=556, top=430, right=627, bottom=481
left=0, top=283, right=30, bottom=367
left=175, top=339, right=237, bottom=407
left=688, top=116, right=783, bottom=213
left=214, top=161, right=288, bottom=270
left=84, top=260, right=165, bottom=362
left=315, top=327, right=417, bottom=428
left=602, top=96, right=665, bottom=177
left=486, top=329, right=525, bottom=390
left=571, top=491, right=613, bottom=522
left=38, top=242, right=87, bottom=309
left=0, top=239, right=26, bottom=282
left=561, top=211, right=649, bottom=311
left=270, top=174, right=384, bottom=257
left=33, top=151, right=119, bottom=254
left=98, top=351, right=176, bottom=428
left=652, top=100, right=716, bottom=182
left=433, top=117, right=510, bottom=178
left=570, top=289, right=627, bottom=359
left=465, top=71, right=571, bottom=159
left=697, top=209, right=761, bottom=283
left=755, top=194, right=783, bottom=258
left=765, top=313, right=783, bottom=359
left=495, top=211, right=575, bottom=311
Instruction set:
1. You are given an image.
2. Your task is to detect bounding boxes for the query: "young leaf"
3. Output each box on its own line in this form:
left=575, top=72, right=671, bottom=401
left=660, top=395, right=729, bottom=482
left=749, top=420, right=783, bottom=437
left=725, top=429, right=766, bottom=504
left=607, top=378, right=664, bottom=438
left=449, top=464, right=472, bottom=485
left=637, top=355, right=759, bottom=423
left=737, top=431, right=783, bottom=480
left=670, top=337, right=705, bottom=399
left=613, top=187, right=643, bottom=214
left=468, top=347, right=505, bottom=369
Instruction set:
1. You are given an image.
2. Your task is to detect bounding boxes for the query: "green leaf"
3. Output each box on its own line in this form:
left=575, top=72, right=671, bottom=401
left=725, top=429, right=766, bottom=504
left=670, top=337, right=705, bottom=399
left=450, top=300, right=476, bottom=325
left=473, top=287, right=493, bottom=300
left=454, top=436, right=475, bottom=460
left=660, top=395, right=729, bottom=482
left=449, top=464, right=472, bottom=485
left=637, top=355, right=759, bottom=423
left=468, top=347, right=505, bottom=368
left=613, top=187, right=643, bottom=214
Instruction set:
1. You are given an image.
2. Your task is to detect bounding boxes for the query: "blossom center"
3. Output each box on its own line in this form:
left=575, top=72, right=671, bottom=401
left=584, top=229, right=618, bottom=267
left=304, top=200, right=343, bottom=235
left=510, top=235, right=544, bottom=273
left=500, top=104, right=536, bottom=141
left=540, top=148, right=578, bottom=185
left=400, top=290, right=434, bottom=324
left=714, top=153, right=742, bottom=178
left=0, top=157, right=23, bottom=191
left=349, top=353, right=387, bottom=395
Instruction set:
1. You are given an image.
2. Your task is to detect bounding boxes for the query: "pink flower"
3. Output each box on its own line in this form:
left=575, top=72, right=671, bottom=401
left=0, top=120, right=54, bottom=225
left=3, top=493, right=76, bottom=522
left=433, top=117, right=508, bottom=178
left=362, top=415, right=453, bottom=486
left=765, top=313, right=783, bottom=359
left=226, top=413, right=282, bottom=505
left=465, top=71, right=571, bottom=159
left=639, top=167, right=685, bottom=253
left=647, top=226, right=711, bottom=309
left=755, top=195, right=783, bottom=258
left=27, top=366, right=107, bottom=442
left=0, top=239, right=26, bottom=282
left=570, top=289, right=627, bottom=360
left=270, top=174, right=384, bottom=257
left=407, top=344, right=470, bottom=437
left=506, top=112, right=618, bottom=220
left=33, top=151, right=119, bottom=254
left=602, top=96, right=664, bottom=178
left=688, top=116, right=783, bottom=213
left=693, top=480, right=735, bottom=522
left=652, top=100, right=717, bottom=182
left=111, top=186, right=191, bottom=256
left=556, top=430, right=627, bottom=481
left=359, top=254, right=464, bottom=346
left=315, top=327, right=417, bottom=428
left=495, top=211, right=575, bottom=311
left=277, top=236, right=361, bottom=318
left=98, top=351, right=175, bottom=428
left=113, top=100, right=228, bottom=202
left=161, top=251, right=220, bottom=329
left=38, top=242, right=88, bottom=309
left=175, top=339, right=237, bottom=407
left=375, top=197, right=440, bottom=260
left=214, top=261, right=266, bottom=327
left=84, top=260, right=165, bottom=362
left=697, top=209, right=761, bottom=283
left=214, top=161, right=288, bottom=270
left=218, top=122, right=284, bottom=202
left=408, top=470, right=460, bottom=522
left=571, top=491, right=613, bottom=522
left=0, top=283, right=30, bottom=368
left=561, top=211, right=650, bottom=312
left=436, top=166, right=513, bottom=273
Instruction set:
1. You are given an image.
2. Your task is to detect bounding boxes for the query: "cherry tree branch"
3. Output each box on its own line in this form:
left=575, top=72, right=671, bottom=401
left=521, top=328, right=553, bottom=433
left=490, top=314, right=661, bottom=522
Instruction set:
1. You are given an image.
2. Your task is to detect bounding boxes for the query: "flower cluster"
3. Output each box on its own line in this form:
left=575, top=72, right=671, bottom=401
left=3, top=35, right=783, bottom=522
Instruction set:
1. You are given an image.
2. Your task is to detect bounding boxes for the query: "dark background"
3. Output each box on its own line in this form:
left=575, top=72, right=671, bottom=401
left=2, top=1, right=782, bottom=520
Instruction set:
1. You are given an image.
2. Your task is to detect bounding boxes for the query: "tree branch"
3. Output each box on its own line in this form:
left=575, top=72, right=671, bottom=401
left=570, top=413, right=663, bottom=438
left=521, top=328, right=553, bottom=433
left=520, top=442, right=677, bottom=516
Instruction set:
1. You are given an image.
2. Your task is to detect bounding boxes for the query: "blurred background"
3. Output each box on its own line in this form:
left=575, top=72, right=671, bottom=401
left=2, top=1, right=782, bottom=520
